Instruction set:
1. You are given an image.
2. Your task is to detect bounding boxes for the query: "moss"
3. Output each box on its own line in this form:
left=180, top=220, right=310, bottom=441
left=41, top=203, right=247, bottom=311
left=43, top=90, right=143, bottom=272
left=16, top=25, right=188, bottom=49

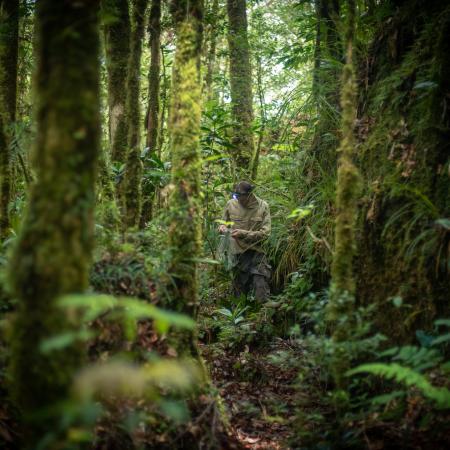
left=329, top=38, right=361, bottom=321
left=102, top=0, right=131, bottom=165
left=140, top=0, right=161, bottom=227
left=0, top=0, right=19, bottom=239
left=328, top=0, right=360, bottom=389
left=8, top=0, right=100, bottom=444
left=227, top=0, right=254, bottom=176
left=123, top=0, right=148, bottom=229
left=355, top=1, right=450, bottom=339
left=166, top=1, right=203, bottom=359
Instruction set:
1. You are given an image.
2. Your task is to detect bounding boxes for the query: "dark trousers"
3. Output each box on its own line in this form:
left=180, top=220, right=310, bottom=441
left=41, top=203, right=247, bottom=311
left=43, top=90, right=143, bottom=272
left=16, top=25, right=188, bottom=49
left=232, top=250, right=271, bottom=302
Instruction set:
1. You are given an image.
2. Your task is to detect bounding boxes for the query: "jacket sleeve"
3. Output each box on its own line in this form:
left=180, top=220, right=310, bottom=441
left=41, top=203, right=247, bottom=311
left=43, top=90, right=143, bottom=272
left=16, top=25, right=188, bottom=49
left=241, top=203, right=271, bottom=243
left=222, top=201, right=230, bottom=222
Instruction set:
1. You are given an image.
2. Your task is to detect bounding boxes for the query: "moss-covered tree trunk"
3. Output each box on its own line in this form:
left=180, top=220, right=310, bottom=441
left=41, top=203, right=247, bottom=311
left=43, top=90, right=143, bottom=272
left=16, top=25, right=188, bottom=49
left=102, top=0, right=131, bottom=166
left=355, top=0, right=450, bottom=339
left=0, top=0, right=19, bottom=239
left=327, top=0, right=360, bottom=389
left=168, top=0, right=203, bottom=353
left=8, top=0, right=100, bottom=444
left=140, top=0, right=161, bottom=227
left=123, top=0, right=147, bottom=228
left=226, top=0, right=254, bottom=177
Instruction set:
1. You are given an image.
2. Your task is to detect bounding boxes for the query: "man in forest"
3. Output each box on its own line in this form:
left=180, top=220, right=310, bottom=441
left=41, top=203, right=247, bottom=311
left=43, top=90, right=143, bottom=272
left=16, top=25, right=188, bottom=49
left=218, top=181, right=271, bottom=302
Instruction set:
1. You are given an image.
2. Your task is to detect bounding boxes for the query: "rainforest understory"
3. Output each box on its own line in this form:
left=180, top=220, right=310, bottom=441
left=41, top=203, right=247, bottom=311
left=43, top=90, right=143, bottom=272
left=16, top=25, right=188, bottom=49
left=0, top=0, right=449, bottom=449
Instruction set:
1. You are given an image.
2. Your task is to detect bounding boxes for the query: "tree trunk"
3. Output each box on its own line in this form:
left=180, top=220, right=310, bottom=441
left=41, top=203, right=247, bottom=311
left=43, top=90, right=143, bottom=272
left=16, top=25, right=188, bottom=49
left=157, top=44, right=168, bottom=157
left=168, top=0, right=203, bottom=353
left=140, top=0, right=161, bottom=227
left=312, top=0, right=342, bottom=168
left=0, top=0, right=19, bottom=239
left=226, top=0, right=254, bottom=177
left=123, top=0, right=148, bottom=228
left=8, top=0, right=100, bottom=444
left=327, top=0, right=360, bottom=391
left=204, top=0, right=219, bottom=101
left=355, top=0, right=450, bottom=339
left=102, top=0, right=131, bottom=165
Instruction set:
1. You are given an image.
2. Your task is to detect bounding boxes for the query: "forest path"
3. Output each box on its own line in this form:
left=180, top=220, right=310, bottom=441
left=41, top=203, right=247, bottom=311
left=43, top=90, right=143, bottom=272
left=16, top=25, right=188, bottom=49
left=200, top=338, right=300, bottom=449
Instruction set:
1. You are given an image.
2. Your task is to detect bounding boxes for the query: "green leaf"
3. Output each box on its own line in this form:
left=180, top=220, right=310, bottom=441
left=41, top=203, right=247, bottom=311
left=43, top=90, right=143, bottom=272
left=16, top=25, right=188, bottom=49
left=40, top=329, right=94, bottom=353
left=371, top=390, right=405, bottom=405
left=189, top=257, right=220, bottom=265
left=347, top=363, right=450, bottom=408
left=431, top=333, right=450, bottom=346
left=435, top=319, right=450, bottom=328
left=58, top=294, right=195, bottom=334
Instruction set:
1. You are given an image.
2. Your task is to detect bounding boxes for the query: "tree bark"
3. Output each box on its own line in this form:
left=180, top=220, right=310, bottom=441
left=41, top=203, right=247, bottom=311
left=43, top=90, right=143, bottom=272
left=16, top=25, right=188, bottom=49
left=8, top=0, right=100, bottom=444
left=328, top=0, right=359, bottom=390
left=226, top=0, right=254, bottom=177
left=204, top=0, right=219, bottom=101
left=355, top=0, right=450, bottom=339
left=168, top=0, right=203, bottom=352
left=123, top=0, right=148, bottom=228
left=140, top=0, right=161, bottom=227
left=102, top=0, right=131, bottom=166
left=0, top=0, right=19, bottom=239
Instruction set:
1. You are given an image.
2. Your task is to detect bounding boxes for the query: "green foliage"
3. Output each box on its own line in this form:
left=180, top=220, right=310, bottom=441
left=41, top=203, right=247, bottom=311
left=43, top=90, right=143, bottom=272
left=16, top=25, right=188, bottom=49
left=347, top=363, right=450, bottom=409
left=23, top=291, right=200, bottom=449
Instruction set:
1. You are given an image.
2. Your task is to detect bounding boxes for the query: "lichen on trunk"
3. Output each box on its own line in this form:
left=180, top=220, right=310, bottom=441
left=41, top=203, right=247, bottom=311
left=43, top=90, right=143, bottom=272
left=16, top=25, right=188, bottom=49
left=8, top=0, right=101, bottom=444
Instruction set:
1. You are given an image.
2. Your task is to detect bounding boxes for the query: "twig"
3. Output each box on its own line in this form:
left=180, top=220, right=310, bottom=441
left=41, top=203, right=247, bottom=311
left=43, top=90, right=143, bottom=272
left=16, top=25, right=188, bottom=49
left=306, top=225, right=333, bottom=254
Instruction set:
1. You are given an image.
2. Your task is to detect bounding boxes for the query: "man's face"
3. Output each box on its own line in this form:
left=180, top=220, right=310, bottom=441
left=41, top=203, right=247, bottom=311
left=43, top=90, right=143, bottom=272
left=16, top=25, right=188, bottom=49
left=236, top=191, right=251, bottom=207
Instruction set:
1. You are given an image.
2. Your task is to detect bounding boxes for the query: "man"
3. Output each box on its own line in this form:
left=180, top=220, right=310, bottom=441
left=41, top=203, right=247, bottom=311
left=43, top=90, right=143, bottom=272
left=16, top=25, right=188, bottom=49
left=218, top=181, right=271, bottom=302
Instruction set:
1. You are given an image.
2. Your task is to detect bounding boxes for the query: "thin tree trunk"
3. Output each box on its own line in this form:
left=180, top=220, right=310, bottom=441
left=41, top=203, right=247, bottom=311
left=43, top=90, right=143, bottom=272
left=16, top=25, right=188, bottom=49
left=102, top=0, right=131, bottom=165
left=123, top=0, right=148, bottom=228
left=140, top=0, right=161, bottom=227
left=157, top=44, right=167, bottom=156
left=227, top=0, right=254, bottom=177
left=204, top=0, right=219, bottom=101
left=251, top=56, right=265, bottom=180
left=328, top=0, right=360, bottom=388
left=9, top=0, right=100, bottom=444
left=0, top=0, right=19, bottom=239
left=168, top=0, right=203, bottom=353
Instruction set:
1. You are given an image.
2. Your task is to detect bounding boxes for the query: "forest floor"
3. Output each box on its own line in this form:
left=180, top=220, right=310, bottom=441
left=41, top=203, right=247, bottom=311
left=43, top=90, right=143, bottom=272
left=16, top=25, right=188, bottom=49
left=198, top=290, right=303, bottom=450
left=201, top=338, right=298, bottom=450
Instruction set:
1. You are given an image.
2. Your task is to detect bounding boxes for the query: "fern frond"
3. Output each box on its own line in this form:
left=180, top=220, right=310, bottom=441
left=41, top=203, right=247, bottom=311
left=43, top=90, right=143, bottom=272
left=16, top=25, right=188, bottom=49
left=347, top=363, right=450, bottom=409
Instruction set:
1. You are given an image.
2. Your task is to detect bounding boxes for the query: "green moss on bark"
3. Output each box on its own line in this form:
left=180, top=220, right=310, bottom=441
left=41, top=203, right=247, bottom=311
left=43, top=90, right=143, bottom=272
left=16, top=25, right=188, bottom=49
left=0, top=0, right=19, bottom=239
left=140, top=0, right=161, bottom=227
left=102, top=0, right=131, bottom=165
left=8, top=0, right=100, bottom=444
left=356, top=0, right=450, bottom=339
left=123, top=0, right=147, bottom=229
left=227, top=0, right=254, bottom=176
left=167, top=0, right=203, bottom=353
left=328, top=0, right=361, bottom=390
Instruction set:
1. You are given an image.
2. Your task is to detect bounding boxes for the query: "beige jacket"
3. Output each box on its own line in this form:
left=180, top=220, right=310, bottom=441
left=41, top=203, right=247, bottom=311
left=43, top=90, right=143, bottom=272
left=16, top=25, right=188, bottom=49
left=222, top=195, right=271, bottom=254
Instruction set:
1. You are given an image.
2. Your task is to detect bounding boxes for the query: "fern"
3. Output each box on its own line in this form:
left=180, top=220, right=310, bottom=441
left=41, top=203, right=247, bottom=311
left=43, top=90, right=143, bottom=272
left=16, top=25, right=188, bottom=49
left=347, top=363, right=450, bottom=409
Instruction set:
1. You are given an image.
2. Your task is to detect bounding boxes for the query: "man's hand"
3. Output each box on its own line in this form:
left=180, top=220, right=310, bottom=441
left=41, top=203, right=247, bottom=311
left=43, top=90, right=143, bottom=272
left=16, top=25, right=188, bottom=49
left=218, top=224, right=228, bottom=234
left=231, top=229, right=247, bottom=239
